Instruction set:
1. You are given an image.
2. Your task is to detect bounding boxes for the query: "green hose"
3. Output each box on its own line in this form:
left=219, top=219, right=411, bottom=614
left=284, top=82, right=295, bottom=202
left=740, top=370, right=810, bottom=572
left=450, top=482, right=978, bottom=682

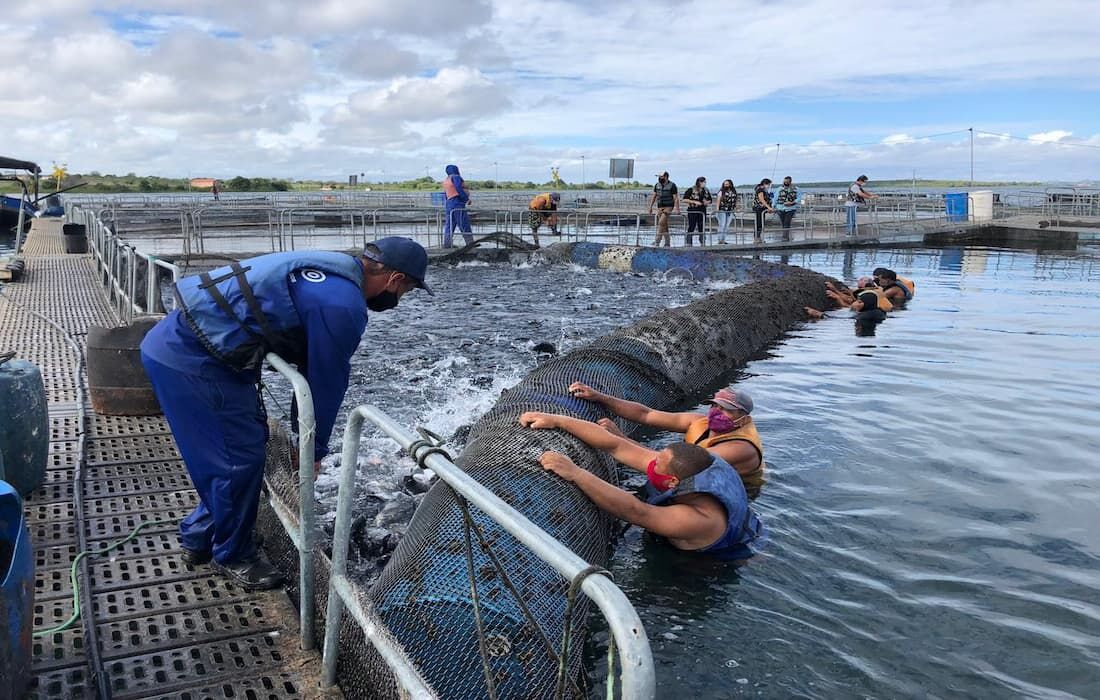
left=34, top=519, right=175, bottom=638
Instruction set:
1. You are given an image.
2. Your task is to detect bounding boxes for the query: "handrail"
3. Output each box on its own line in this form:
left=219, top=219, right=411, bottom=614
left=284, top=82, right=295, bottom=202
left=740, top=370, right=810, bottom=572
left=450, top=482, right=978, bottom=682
left=262, top=353, right=318, bottom=651
left=73, top=204, right=182, bottom=324
left=322, top=404, right=655, bottom=699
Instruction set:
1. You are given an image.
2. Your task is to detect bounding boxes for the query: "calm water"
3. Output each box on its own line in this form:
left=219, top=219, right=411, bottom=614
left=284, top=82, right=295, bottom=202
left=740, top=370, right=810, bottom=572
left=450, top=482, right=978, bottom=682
left=293, top=246, right=1100, bottom=698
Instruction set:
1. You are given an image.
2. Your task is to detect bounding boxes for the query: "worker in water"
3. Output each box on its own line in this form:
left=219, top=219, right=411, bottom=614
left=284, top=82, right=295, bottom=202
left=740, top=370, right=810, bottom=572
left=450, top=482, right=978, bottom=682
left=807, top=282, right=888, bottom=336
left=566, top=382, right=766, bottom=499
left=872, top=267, right=915, bottom=303
left=519, top=411, right=764, bottom=561
left=527, top=192, right=561, bottom=247
left=824, top=278, right=893, bottom=313
left=140, top=237, right=432, bottom=590
left=442, top=164, right=474, bottom=248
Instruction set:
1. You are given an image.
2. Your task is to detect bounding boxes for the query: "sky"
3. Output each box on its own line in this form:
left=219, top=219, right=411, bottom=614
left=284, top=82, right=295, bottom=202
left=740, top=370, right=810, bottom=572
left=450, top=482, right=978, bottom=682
left=3, top=0, right=1099, bottom=184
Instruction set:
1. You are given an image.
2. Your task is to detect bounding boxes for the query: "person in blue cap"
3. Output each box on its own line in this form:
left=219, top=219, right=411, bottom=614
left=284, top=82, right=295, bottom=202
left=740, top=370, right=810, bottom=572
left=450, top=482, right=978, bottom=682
left=140, top=237, right=432, bottom=590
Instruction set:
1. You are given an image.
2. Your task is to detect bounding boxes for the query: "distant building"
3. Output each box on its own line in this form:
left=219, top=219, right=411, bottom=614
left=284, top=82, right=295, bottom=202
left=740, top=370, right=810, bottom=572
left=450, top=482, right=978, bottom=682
left=190, top=178, right=217, bottom=189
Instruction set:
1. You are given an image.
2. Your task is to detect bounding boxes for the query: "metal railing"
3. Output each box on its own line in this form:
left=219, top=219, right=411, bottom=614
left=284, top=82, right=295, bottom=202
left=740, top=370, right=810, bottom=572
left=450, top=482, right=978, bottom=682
left=262, top=353, right=319, bottom=651
left=322, top=405, right=655, bottom=699
left=71, top=204, right=182, bottom=324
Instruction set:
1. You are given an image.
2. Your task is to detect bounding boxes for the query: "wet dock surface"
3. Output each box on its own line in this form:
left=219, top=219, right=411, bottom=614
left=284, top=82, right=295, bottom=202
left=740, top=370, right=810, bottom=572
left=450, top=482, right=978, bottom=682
left=4, top=220, right=331, bottom=699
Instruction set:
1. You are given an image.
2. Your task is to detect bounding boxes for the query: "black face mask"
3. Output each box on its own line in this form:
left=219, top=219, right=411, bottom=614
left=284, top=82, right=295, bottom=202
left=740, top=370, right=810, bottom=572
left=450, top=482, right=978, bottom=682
left=367, top=290, right=400, bottom=312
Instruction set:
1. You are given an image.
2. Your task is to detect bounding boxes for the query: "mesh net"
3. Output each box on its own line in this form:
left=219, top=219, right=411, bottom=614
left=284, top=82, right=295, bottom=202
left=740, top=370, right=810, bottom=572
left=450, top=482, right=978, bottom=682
left=257, top=247, right=834, bottom=698
left=365, top=251, right=833, bottom=698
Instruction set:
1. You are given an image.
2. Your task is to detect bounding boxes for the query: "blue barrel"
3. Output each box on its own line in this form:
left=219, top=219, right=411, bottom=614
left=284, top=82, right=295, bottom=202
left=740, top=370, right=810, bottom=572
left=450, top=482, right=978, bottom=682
left=430, top=192, right=446, bottom=206
left=944, top=192, right=968, bottom=222
left=0, top=358, right=48, bottom=497
left=0, top=480, right=33, bottom=698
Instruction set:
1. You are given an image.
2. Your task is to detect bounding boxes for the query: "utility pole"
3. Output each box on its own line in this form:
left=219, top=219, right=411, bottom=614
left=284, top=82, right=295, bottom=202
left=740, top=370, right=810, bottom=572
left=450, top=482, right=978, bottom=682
left=969, top=127, right=974, bottom=187
left=493, top=161, right=498, bottom=188
left=581, top=155, right=586, bottom=189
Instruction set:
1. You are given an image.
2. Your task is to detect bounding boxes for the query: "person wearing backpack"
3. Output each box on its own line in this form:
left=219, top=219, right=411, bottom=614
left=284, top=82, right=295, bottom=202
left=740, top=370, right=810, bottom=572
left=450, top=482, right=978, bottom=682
left=682, top=176, right=712, bottom=246
left=774, top=176, right=799, bottom=240
left=715, top=180, right=738, bottom=244
left=845, top=175, right=878, bottom=236
left=647, top=171, right=680, bottom=247
left=752, top=178, right=775, bottom=243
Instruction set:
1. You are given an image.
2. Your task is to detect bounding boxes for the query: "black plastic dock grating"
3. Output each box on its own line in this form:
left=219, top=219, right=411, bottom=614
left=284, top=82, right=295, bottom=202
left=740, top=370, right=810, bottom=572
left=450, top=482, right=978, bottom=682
left=7, top=222, right=333, bottom=699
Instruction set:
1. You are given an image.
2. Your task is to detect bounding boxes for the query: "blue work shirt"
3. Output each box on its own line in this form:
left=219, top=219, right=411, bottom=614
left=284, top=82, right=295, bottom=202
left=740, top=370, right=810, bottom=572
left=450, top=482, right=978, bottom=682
left=145, top=269, right=368, bottom=458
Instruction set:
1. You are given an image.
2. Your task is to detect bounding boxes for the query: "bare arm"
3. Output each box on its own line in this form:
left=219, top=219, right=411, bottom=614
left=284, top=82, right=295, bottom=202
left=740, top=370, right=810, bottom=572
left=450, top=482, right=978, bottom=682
left=520, top=412, right=655, bottom=472
left=569, top=382, right=697, bottom=433
left=647, top=191, right=657, bottom=212
left=539, top=452, right=719, bottom=542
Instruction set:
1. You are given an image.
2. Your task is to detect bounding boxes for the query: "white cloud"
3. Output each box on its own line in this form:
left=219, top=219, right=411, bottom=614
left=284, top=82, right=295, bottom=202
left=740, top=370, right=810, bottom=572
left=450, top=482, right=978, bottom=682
left=1028, top=130, right=1072, bottom=143
left=1, top=0, right=1098, bottom=181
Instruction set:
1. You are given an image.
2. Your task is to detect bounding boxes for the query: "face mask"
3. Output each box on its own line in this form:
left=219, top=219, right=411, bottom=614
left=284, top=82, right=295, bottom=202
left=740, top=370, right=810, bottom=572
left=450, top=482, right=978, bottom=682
left=707, top=406, right=747, bottom=433
left=646, top=459, right=677, bottom=491
left=367, top=290, right=399, bottom=312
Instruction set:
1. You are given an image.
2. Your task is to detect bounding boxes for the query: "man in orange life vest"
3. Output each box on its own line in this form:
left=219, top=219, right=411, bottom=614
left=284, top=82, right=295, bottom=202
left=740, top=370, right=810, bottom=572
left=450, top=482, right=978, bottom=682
left=442, top=164, right=474, bottom=248
left=567, top=382, right=766, bottom=499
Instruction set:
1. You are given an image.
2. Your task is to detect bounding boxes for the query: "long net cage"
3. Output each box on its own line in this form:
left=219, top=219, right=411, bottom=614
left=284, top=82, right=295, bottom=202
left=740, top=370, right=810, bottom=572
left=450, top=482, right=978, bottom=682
left=259, top=243, right=833, bottom=698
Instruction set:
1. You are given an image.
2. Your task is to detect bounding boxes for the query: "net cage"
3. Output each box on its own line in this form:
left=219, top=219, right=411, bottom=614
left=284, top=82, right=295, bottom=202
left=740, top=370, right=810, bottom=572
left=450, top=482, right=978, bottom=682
left=258, top=243, right=834, bottom=699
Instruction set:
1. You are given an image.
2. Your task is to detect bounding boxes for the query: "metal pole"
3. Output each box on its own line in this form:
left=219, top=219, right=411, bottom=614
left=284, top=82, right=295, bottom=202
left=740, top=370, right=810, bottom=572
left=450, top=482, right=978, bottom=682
left=581, top=156, right=586, bottom=189
left=264, top=353, right=317, bottom=651
left=969, top=127, right=974, bottom=187
left=493, top=161, right=498, bottom=188
left=343, top=405, right=656, bottom=699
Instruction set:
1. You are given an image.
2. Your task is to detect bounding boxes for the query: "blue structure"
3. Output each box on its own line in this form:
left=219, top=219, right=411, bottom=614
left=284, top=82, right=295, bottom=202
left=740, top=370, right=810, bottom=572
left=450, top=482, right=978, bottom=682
left=945, top=192, right=969, bottom=222
left=0, top=480, right=33, bottom=698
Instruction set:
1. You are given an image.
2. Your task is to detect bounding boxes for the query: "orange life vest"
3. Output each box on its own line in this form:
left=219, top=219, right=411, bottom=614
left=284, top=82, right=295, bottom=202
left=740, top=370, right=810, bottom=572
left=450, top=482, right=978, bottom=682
left=858, top=287, right=893, bottom=312
left=684, top=416, right=766, bottom=499
left=442, top=176, right=460, bottom=200
left=529, top=193, right=555, bottom=210
left=899, top=276, right=915, bottom=296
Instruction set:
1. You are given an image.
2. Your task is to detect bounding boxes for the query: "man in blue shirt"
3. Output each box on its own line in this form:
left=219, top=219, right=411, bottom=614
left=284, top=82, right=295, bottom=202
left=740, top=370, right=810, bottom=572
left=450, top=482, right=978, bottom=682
left=140, top=237, right=432, bottom=589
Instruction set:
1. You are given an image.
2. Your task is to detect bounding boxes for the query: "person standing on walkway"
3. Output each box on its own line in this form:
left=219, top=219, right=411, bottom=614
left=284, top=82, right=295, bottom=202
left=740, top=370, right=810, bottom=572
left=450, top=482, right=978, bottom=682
left=442, top=164, right=474, bottom=248
left=682, top=176, right=712, bottom=246
left=774, top=176, right=799, bottom=240
left=715, top=180, right=737, bottom=244
left=211, top=180, right=220, bottom=201
left=845, top=175, right=877, bottom=236
left=527, top=191, right=561, bottom=247
left=647, top=171, right=679, bottom=247
left=140, top=238, right=432, bottom=590
left=752, top=178, right=775, bottom=243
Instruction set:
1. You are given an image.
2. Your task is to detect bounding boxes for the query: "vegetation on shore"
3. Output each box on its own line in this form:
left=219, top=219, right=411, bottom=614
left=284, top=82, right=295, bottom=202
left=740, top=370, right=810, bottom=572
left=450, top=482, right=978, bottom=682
left=0, top=172, right=1050, bottom=195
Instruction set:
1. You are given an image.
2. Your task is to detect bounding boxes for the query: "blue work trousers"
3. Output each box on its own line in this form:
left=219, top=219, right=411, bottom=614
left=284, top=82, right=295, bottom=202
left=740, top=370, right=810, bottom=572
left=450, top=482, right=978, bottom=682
left=141, top=352, right=268, bottom=564
left=846, top=205, right=858, bottom=235
left=444, top=202, right=474, bottom=247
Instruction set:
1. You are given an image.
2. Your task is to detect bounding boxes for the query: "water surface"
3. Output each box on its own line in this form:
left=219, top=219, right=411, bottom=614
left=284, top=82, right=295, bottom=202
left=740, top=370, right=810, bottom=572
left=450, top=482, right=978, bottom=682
left=280, top=246, right=1099, bottom=698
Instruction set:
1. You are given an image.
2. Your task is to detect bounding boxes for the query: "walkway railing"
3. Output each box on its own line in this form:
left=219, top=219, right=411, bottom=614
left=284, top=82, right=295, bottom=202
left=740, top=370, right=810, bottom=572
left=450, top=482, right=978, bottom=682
left=263, top=353, right=319, bottom=651
left=71, top=204, right=182, bottom=324
left=322, top=405, right=655, bottom=699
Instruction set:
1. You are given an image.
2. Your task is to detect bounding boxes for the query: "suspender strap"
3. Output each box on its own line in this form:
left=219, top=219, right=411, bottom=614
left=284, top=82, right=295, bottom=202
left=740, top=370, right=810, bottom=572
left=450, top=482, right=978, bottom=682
left=197, top=262, right=279, bottom=346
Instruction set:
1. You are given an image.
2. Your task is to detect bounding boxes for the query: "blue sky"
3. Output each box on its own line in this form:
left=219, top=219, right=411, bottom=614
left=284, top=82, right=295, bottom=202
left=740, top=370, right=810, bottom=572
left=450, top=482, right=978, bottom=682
left=2, top=0, right=1098, bottom=183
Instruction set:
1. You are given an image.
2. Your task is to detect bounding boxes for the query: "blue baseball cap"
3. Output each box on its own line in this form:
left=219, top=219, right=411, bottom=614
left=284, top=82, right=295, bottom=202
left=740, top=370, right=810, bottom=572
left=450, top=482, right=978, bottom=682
left=365, top=237, right=433, bottom=295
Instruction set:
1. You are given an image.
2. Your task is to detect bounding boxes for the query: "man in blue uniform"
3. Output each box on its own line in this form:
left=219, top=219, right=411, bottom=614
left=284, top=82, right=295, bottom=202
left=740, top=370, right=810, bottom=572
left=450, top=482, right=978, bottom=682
left=140, top=237, right=432, bottom=589
left=519, top=411, right=763, bottom=561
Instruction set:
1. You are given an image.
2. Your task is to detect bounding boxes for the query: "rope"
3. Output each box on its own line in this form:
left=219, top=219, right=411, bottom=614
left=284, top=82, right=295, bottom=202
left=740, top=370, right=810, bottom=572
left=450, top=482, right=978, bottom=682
left=410, top=425, right=588, bottom=698
left=554, top=565, right=612, bottom=700
left=33, top=519, right=175, bottom=638
left=459, top=496, right=499, bottom=700
left=459, top=492, right=587, bottom=699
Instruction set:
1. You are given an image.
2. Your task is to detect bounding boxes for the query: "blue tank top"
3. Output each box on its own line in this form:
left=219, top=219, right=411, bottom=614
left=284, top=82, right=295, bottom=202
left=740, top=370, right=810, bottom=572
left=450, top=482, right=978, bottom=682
left=646, top=455, right=764, bottom=560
